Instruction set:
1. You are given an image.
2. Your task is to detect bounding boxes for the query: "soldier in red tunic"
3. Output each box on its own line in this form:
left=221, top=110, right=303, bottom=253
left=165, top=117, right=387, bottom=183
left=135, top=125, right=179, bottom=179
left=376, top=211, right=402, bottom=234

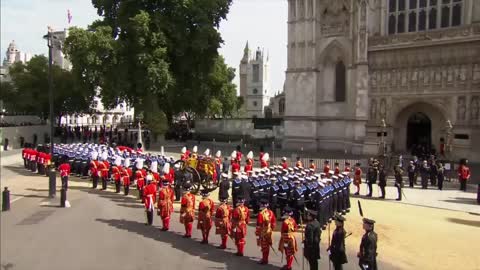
left=112, top=156, right=122, bottom=193
left=309, top=159, right=317, bottom=172
left=98, top=152, right=110, bottom=190
left=334, top=162, right=341, bottom=176
left=215, top=196, right=232, bottom=249
left=344, top=162, right=351, bottom=173
left=279, top=207, right=298, bottom=270
left=458, top=159, right=471, bottom=192
left=122, top=159, right=132, bottom=195
left=151, top=160, right=160, bottom=186
left=180, top=182, right=196, bottom=238
left=260, top=153, right=270, bottom=169
left=214, top=151, right=222, bottom=184
left=231, top=158, right=241, bottom=174
left=135, top=159, right=146, bottom=201
left=281, top=157, right=288, bottom=169
left=198, top=190, right=215, bottom=244
left=295, top=157, right=303, bottom=168
left=244, top=159, right=253, bottom=173
left=157, top=178, right=175, bottom=231
left=90, top=151, right=99, bottom=189
left=255, top=199, right=276, bottom=265
left=58, top=161, right=71, bottom=190
left=354, top=163, right=363, bottom=195
left=231, top=196, right=250, bottom=256
left=323, top=160, right=331, bottom=178
left=143, top=175, right=157, bottom=226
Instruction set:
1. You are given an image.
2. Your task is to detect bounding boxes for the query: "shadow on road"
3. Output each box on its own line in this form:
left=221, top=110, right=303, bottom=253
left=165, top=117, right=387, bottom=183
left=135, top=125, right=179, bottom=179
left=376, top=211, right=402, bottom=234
left=11, top=193, right=49, bottom=199
left=446, top=217, right=480, bottom=228
left=441, top=197, right=478, bottom=205
left=3, top=166, right=42, bottom=177
left=95, top=218, right=279, bottom=270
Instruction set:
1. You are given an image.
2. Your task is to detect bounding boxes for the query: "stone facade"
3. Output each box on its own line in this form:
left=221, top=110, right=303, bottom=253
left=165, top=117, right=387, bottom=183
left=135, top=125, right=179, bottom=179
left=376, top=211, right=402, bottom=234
left=283, top=0, right=480, bottom=160
left=239, top=42, right=272, bottom=118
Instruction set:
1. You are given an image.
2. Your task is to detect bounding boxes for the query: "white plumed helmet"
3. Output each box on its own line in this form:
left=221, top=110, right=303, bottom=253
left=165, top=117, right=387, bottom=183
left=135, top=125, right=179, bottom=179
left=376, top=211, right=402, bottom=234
left=262, top=153, right=270, bottom=162
left=231, top=151, right=237, bottom=159
left=247, top=151, right=254, bottom=159
left=163, top=163, right=170, bottom=174
left=193, top=145, right=198, bottom=153
left=146, top=174, right=153, bottom=181
left=124, top=158, right=130, bottom=167
left=215, top=151, right=221, bottom=158
left=204, top=149, right=210, bottom=156
left=91, top=151, right=98, bottom=160
left=151, top=161, right=158, bottom=173
left=181, top=147, right=186, bottom=154
left=101, top=151, right=108, bottom=161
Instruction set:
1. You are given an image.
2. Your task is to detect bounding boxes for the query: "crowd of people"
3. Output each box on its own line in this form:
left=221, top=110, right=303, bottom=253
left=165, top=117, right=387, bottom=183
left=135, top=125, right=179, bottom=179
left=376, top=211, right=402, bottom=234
left=0, top=121, right=41, bottom=127
left=22, top=143, right=380, bottom=270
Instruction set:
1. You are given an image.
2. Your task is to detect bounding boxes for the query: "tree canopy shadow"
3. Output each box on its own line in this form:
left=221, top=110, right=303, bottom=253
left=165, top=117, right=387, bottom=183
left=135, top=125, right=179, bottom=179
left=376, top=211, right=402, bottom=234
left=446, top=217, right=480, bottom=228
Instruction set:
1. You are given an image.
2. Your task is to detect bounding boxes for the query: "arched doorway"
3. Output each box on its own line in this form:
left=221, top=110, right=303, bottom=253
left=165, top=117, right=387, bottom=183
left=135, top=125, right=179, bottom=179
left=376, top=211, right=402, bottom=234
left=407, top=112, right=431, bottom=150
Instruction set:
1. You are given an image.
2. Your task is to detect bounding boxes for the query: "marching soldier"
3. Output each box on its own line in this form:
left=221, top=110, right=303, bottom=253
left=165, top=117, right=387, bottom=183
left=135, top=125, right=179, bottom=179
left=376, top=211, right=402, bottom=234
left=304, top=209, right=321, bottom=270
left=291, top=179, right=305, bottom=224
left=281, top=157, right=288, bottom=169
left=143, top=175, right=157, bottom=226
left=358, top=218, right=378, bottom=270
left=354, top=163, right=362, bottom=195
left=232, top=172, right=241, bottom=206
left=58, top=160, right=71, bottom=191
left=122, top=159, right=132, bottom=195
left=99, top=152, right=110, bottom=190
left=255, top=199, right=276, bottom=265
left=245, top=157, right=253, bottom=173
left=135, top=159, right=146, bottom=201
left=215, top=196, right=232, bottom=249
left=214, top=151, right=222, bottom=183
left=366, top=165, right=377, bottom=197
left=269, top=177, right=280, bottom=218
left=323, top=160, right=331, bottom=178
left=218, top=173, right=230, bottom=202
left=334, top=162, right=340, bottom=175
left=260, top=153, right=269, bottom=169
left=295, top=157, right=303, bottom=168
left=112, top=156, right=122, bottom=193
left=328, top=214, right=348, bottom=270
left=344, top=162, right=351, bottom=173
left=279, top=207, right=298, bottom=270
left=180, top=182, right=196, bottom=238
left=181, top=146, right=190, bottom=161
left=240, top=175, right=251, bottom=208
left=309, top=159, right=316, bottom=172
left=231, top=196, right=250, bottom=257
left=458, top=158, right=471, bottom=192
left=157, top=178, right=174, bottom=231
left=437, top=161, right=445, bottom=191
left=198, top=190, right=215, bottom=244
left=89, top=151, right=100, bottom=188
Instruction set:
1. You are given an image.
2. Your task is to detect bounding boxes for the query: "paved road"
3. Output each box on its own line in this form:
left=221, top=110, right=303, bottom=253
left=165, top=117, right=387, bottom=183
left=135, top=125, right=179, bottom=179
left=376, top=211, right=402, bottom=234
left=1, top=159, right=400, bottom=270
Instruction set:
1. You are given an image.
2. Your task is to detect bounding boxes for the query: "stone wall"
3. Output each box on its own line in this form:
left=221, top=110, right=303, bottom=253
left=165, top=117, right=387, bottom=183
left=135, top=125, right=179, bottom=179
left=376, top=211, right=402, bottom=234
left=0, top=125, right=50, bottom=150
left=194, top=119, right=284, bottom=141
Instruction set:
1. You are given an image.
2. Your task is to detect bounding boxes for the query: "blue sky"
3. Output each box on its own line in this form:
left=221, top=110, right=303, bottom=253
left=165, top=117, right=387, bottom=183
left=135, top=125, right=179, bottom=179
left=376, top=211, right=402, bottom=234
left=1, top=0, right=288, bottom=94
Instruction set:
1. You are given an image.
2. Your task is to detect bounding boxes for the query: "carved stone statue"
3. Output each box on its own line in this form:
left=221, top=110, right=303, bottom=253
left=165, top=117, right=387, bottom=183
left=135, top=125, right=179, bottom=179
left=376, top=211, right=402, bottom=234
left=379, top=98, right=387, bottom=119
left=370, top=99, right=378, bottom=120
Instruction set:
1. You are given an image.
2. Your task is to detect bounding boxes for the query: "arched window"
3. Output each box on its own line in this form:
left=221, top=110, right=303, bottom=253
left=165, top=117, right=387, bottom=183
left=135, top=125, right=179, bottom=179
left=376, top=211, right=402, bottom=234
left=253, top=88, right=258, bottom=94
left=335, top=61, right=346, bottom=102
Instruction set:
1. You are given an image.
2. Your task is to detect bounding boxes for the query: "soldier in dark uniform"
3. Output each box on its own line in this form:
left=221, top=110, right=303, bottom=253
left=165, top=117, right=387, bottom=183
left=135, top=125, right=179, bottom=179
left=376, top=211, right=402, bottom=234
left=278, top=176, right=290, bottom=216
left=304, top=209, right=321, bottom=270
left=394, top=165, right=404, bottom=201
left=358, top=218, right=378, bottom=270
left=251, top=175, right=261, bottom=214
left=232, top=172, right=241, bottom=206
left=429, top=160, right=438, bottom=186
left=239, top=175, right=251, bottom=208
left=377, top=165, right=387, bottom=199
left=437, top=161, right=445, bottom=191
left=332, top=176, right=341, bottom=214
left=218, top=173, right=230, bottom=203
left=328, top=214, right=348, bottom=270
left=269, top=177, right=279, bottom=217
left=366, top=165, right=377, bottom=197
left=291, top=179, right=305, bottom=224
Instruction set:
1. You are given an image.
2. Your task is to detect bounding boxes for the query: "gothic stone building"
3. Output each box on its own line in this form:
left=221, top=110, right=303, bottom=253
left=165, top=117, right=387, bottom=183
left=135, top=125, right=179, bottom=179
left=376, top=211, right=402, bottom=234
left=283, top=0, right=480, bottom=161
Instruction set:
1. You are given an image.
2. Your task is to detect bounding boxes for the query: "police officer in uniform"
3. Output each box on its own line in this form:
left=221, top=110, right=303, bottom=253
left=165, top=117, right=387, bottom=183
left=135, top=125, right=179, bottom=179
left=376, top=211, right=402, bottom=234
left=232, top=172, right=241, bottom=206
left=358, top=218, right=378, bottom=270
left=304, top=209, right=321, bottom=270
left=218, top=173, right=230, bottom=203
left=378, top=165, right=387, bottom=199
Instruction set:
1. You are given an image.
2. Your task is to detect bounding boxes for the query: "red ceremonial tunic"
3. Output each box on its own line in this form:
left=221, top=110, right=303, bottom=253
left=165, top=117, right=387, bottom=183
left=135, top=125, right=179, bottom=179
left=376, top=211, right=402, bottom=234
left=197, top=198, right=215, bottom=231
left=143, top=183, right=157, bottom=211
left=58, top=163, right=71, bottom=177
left=157, top=186, right=174, bottom=218
left=232, top=162, right=240, bottom=174
left=90, top=160, right=99, bottom=177
left=180, top=193, right=196, bottom=224
left=231, top=205, right=250, bottom=243
left=354, top=167, right=362, bottom=185
left=215, top=203, right=232, bottom=236
left=121, top=167, right=132, bottom=186
left=244, top=162, right=253, bottom=173
left=334, top=166, right=340, bottom=176
left=281, top=162, right=288, bottom=169
left=279, top=217, right=298, bottom=256
left=458, top=165, right=471, bottom=181
left=136, top=170, right=145, bottom=190
left=260, top=160, right=269, bottom=169
left=323, top=165, right=331, bottom=177
left=295, top=160, right=303, bottom=168
left=309, top=163, right=317, bottom=171
left=256, top=208, right=276, bottom=250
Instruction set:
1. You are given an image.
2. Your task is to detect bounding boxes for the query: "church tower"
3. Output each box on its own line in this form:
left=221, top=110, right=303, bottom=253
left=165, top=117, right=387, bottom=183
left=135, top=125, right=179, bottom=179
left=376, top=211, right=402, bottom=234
left=239, top=42, right=271, bottom=118
left=282, top=0, right=370, bottom=154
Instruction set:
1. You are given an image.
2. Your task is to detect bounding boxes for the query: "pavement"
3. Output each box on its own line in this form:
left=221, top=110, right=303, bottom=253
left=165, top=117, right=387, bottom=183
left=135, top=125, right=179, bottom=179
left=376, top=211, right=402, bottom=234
left=1, top=150, right=480, bottom=270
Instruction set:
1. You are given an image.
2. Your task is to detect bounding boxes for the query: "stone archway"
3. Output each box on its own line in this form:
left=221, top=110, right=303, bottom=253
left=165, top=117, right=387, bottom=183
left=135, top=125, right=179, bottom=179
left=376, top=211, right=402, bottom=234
left=393, top=102, right=447, bottom=154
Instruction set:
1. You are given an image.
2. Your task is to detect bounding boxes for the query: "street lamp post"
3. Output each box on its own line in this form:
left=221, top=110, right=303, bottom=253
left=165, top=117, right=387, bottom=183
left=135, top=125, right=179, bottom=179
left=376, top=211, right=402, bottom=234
left=136, top=113, right=143, bottom=147
left=43, top=26, right=57, bottom=198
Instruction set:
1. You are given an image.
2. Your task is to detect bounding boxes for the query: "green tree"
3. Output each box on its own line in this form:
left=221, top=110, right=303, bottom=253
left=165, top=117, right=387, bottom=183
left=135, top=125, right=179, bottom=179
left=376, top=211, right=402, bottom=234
left=4, top=55, right=93, bottom=121
left=64, top=0, right=235, bottom=126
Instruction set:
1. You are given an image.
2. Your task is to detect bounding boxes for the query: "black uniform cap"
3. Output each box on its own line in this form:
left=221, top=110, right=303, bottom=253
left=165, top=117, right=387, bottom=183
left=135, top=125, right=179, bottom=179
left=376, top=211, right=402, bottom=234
left=260, top=198, right=269, bottom=205
left=363, top=218, right=375, bottom=225
left=334, top=214, right=346, bottom=222
left=306, top=209, right=317, bottom=217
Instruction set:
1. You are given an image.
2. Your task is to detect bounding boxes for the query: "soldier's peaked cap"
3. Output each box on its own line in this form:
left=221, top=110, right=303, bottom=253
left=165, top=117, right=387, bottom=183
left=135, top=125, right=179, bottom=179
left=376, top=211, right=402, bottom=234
left=363, top=218, right=375, bottom=225
left=306, top=209, right=318, bottom=217
left=260, top=198, right=269, bottom=205
left=334, top=214, right=346, bottom=222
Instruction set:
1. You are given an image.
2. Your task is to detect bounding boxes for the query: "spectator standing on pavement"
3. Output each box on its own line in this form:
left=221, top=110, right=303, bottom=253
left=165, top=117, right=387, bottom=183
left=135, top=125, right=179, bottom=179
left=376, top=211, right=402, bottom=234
left=378, top=165, right=387, bottom=199
left=458, top=159, right=471, bottom=192
left=437, top=162, right=445, bottom=191
left=408, top=161, right=416, bottom=188
left=429, top=160, right=438, bottom=187
left=394, top=165, right=404, bottom=201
